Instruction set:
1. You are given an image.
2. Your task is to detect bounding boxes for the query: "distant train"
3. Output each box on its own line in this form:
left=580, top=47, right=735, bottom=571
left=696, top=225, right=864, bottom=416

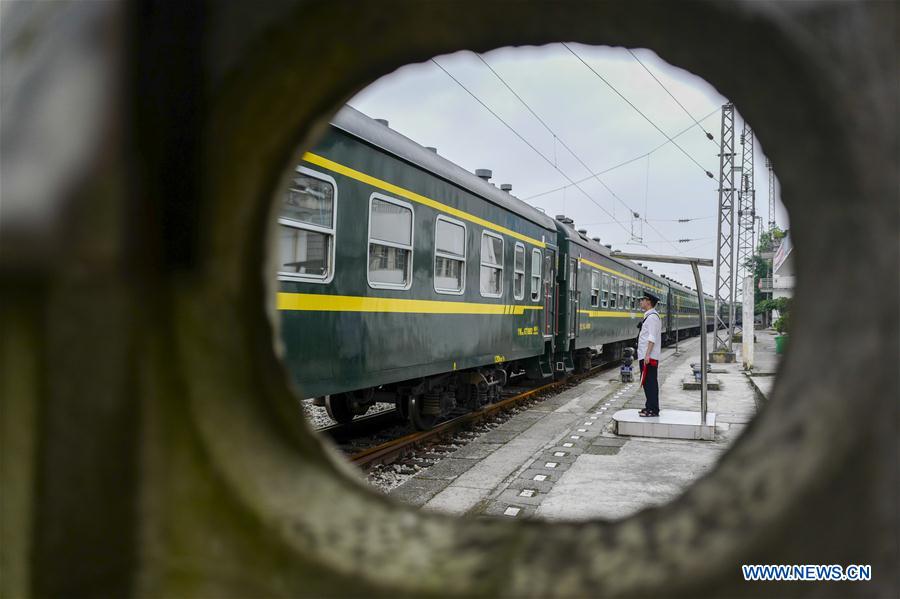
left=276, top=106, right=739, bottom=429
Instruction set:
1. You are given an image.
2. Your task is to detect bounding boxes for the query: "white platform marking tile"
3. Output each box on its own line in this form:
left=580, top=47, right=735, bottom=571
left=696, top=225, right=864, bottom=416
left=519, top=489, right=536, bottom=498
left=533, top=474, right=547, bottom=482
left=553, top=451, right=566, bottom=457
left=570, top=435, right=581, bottom=440
left=545, top=462, right=558, bottom=468
left=563, top=442, right=574, bottom=448
left=504, top=507, right=521, bottom=517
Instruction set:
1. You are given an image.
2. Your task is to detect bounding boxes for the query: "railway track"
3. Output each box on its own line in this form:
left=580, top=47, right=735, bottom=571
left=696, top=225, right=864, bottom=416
left=318, top=409, right=402, bottom=444
left=345, top=361, right=617, bottom=471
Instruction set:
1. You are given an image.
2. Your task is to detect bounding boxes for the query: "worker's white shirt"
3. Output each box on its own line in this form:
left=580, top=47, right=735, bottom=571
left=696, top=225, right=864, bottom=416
left=637, top=308, right=662, bottom=361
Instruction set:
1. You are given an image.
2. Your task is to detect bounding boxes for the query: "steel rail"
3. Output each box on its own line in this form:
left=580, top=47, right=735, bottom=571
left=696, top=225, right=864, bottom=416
left=349, top=363, right=611, bottom=470
left=318, top=409, right=401, bottom=443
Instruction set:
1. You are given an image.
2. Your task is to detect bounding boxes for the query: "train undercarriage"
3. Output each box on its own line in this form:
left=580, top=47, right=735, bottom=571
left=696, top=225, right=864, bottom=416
left=320, top=324, right=716, bottom=430
left=322, top=365, right=510, bottom=430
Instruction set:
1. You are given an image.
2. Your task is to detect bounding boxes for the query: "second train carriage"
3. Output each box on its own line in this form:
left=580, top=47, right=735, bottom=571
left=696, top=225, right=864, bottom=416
left=277, top=106, right=741, bottom=429
left=551, top=217, right=671, bottom=373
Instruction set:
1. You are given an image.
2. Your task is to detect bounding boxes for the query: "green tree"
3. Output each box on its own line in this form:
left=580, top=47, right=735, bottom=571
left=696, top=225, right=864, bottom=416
left=749, top=227, right=786, bottom=328
left=757, top=226, right=786, bottom=253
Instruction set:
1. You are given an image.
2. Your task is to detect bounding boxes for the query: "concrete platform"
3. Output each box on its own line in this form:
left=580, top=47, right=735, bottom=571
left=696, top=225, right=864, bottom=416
left=388, top=330, right=775, bottom=521
left=613, top=408, right=717, bottom=441
left=708, top=351, right=735, bottom=363
left=682, top=376, right=721, bottom=391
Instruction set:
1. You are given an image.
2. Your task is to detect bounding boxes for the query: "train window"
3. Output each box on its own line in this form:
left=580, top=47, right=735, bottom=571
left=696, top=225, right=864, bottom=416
left=601, top=273, right=609, bottom=308
left=278, top=169, right=336, bottom=282
left=480, top=231, right=504, bottom=297
left=609, top=276, right=617, bottom=309
left=513, top=243, right=526, bottom=300
left=434, top=215, right=466, bottom=294
left=590, top=271, right=600, bottom=308
left=618, top=279, right=625, bottom=310
left=530, top=249, right=541, bottom=301
left=625, top=282, right=632, bottom=309
left=367, top=194, right=413, bottom=289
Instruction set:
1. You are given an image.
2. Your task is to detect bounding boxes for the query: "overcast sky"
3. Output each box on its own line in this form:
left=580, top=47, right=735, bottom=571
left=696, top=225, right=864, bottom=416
left=348, top=43, right=788, bottom=294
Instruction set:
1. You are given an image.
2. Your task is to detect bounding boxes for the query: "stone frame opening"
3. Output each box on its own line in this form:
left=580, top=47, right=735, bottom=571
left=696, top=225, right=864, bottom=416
left=2, top=2, right=896, bottom=597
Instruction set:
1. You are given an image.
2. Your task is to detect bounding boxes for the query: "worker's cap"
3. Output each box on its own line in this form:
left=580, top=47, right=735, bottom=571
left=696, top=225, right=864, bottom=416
left=640, top=291, right=660, bottom=304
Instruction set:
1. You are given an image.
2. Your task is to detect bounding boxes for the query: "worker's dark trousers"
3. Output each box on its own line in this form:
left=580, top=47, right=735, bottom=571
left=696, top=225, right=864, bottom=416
left=639, top=359, right=659, bottom=414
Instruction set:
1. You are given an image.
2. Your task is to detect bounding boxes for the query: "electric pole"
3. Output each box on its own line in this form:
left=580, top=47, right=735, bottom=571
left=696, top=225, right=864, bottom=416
left=767, top=157, right=776, bottom=231
left=736, top=121, right=756, bottom=327
left=711, top=103, right=737, bottom=362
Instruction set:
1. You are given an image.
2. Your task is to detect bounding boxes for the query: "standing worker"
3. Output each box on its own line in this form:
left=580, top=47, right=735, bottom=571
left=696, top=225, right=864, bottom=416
left=637, top=291, right=662, bottom=417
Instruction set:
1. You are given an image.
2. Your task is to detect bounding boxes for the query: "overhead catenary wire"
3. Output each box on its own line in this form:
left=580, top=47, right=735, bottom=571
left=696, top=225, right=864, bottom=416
left=474, top=54, right=644, bottom=231
left=562, top=42, right=716, bottom=182
left=472, top=53, right=683, bottom=255
left=646, top=215, right=717, bottom=223
left=524, top=108, right=718, bottom=202
left=430, top=57, right=636, bottom=240
left=627, top=49, right=715, bottom=142
left=611, top=236, right=714, bottom=245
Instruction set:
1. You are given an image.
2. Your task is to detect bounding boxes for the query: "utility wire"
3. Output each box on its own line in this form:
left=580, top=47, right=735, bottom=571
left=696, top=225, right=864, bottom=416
left=524, top=108, right=718, bottom=201
left=646, top=215, right=717, bottom=223
left=616, top=237, right=712, bottom=245
left=562, top=42, right=716, bottom=182
left=627, top=49, right=715, bottom=142
left=430, top=57, right=635, bottom=240
left=473, top=53, right=682, bottom=255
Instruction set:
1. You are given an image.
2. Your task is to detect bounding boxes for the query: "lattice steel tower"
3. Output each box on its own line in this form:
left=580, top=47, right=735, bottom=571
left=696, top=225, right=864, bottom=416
left=712, top=103, right=737, bottom=357
left=767, top=157, right=776, bottom=231
left=736, top=121, right=756, bottom=295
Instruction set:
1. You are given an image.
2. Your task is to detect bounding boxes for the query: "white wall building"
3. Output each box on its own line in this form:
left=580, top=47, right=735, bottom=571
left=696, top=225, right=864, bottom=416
left=771, top=232, right=794, bottom=316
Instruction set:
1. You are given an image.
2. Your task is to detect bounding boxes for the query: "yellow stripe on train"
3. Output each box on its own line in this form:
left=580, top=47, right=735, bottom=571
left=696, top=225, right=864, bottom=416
left=278, top=292, right=545, bottom=315
left=577, top=257, right=666, bottom=293
left=303, top=152, right=546, bottom=248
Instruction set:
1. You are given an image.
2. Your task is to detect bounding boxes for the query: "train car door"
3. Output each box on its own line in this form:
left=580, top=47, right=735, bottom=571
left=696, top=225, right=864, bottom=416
left=568, top=257, right=578, bottom=339
left=543, top=249, right=556, bottom=337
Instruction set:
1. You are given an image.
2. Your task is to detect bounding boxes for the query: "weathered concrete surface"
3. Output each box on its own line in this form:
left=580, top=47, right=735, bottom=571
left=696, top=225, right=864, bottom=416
left=404, top=335, right=752, bottom=522
left=538, top=439, right=728, bottom=521
left=682, top=376, right=721, bottom=390
left=1, top=1, right=897, bottom=598
left=410, top=379, right=625, bottom=515
left=539, top=337, right=756, bottom=520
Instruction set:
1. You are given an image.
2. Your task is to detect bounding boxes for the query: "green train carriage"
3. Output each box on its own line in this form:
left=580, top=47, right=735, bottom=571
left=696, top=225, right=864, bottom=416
left=276, top=106, right=559, bottom=429
left=551, top=218, right=673, bottom=372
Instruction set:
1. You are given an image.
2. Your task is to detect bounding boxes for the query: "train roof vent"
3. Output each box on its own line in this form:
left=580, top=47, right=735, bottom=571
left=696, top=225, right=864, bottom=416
left=374, top=118, right=389, bottom=127
left=563, top=217, right=574, bottom=225
left=555, top=214, right=567, bottom=221
left=475, top=169, right=492, bottom=182
left=592, top=236, right=601, bottom=242
left=577, top=228, right=588, bottom=235
left=425, top=146, right=438, bottom=153
left=604, top=244, right=612, bottom=249
left=500, top=183, right=512, bottom=193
